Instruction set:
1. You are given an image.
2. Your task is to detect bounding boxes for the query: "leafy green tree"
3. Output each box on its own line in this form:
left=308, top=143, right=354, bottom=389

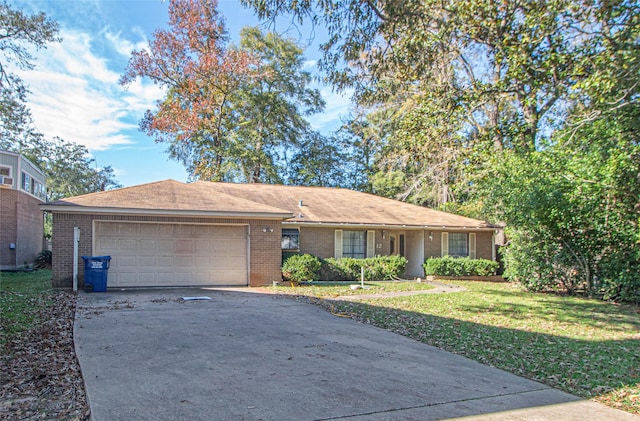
left=243, top=0, right=637, bottom=202
left=337, top=111, right=387, bottom=193
left=480, top=2, right=640, bottom=302
left=286, top=132, right=345, bottom=187
left=19, top=137, right=122, bottom=201
left=233, top=27, right=324, bottom=183
left=121, top=0, right=325, bottom=183
left=0, top=1, right=59, bottom=148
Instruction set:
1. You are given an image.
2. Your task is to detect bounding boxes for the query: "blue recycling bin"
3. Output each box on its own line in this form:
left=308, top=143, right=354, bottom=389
left=81, top=256, right=112, bottom=292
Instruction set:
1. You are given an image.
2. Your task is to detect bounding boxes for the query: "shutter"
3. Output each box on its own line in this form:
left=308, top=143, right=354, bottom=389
left=469, top=233, right=476, bottom=259
left=366, top=230, right=375, bottom=258
left=441, top=232, right=449, bottom=257
left=334, top=230, right=343, bottom=258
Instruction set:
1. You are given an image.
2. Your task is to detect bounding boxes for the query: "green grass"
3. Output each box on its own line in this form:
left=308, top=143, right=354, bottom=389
left=273, top=280, right=434, bottom=298
left=284, top=280, right=640, bottom=414
left=0, top=270, right=53, bottom=346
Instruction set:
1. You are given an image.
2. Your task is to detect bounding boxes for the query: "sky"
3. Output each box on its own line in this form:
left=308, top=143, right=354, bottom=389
left=12, top=0, right=352, bottom=187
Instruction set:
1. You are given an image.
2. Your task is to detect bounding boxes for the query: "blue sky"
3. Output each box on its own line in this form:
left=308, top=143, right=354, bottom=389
left=14, top=0, right=351, bottom=187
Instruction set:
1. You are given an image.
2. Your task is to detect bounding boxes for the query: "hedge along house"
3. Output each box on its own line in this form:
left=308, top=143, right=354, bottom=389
left=42, top=180, right=499, bottom=289
left=0, top=150, right=47, bottom=270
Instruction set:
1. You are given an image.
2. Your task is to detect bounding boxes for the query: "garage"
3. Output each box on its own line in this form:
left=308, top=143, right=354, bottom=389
left=94, top=221, right=248, bottom=287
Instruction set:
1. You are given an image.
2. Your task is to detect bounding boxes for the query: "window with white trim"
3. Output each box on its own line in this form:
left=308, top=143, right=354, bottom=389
left=281, top=228, right=300, bottom=250
left=334, top=229, right=375, bottom=259
left=441, top=232, right=477, bottom=258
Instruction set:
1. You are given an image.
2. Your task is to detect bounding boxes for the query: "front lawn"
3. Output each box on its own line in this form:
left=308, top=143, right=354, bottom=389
left=0, top=270, right=53, bottom=345
left=280, top=280, right=640, bottom=414
left=274, top=280, right=434, bottom=298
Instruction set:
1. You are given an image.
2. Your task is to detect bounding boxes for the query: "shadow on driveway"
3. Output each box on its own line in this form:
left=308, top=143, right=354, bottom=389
left=74, top=288, right=635, bottom=420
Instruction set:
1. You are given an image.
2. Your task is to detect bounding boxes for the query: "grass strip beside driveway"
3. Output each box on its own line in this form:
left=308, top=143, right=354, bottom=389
left=277, top=280, right=640, bottom=414
left=276, top=280, right=435, bottom=298
left=0, top=270, right=53, bottom=345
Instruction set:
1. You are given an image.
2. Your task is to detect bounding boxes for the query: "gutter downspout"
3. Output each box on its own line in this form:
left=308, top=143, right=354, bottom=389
left=73, top=227, right=80, bottom=292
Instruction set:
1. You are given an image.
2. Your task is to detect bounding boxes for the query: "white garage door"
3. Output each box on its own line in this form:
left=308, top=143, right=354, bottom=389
left=94, top=221, right=248, bottom=287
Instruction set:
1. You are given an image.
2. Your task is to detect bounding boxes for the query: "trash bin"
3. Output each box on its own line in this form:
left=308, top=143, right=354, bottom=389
left=81, top=256, right=111, bottom=292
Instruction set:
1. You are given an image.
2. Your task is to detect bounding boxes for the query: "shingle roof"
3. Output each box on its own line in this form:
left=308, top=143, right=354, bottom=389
left=195, top=181, right=493, bottom=229
left=43, top=179, right=494, bottom=229
left=42, top=179, right=293, bottom=217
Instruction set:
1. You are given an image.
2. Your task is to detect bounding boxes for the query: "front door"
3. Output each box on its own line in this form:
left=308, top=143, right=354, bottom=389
left=390, top=231, right=406, bottom=257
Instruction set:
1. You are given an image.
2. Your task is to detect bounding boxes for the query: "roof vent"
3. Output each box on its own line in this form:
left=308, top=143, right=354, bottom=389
left=298, top=200, right=303, bottom=207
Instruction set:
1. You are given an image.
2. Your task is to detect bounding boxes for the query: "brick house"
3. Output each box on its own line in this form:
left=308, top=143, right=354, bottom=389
left=0, top=150, right=47, bottom=270
left=42, top=180, right=500, bottom=289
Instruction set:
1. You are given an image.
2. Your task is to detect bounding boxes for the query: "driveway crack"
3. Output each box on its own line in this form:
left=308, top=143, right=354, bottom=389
left=315, top=387, right=553, bottom=420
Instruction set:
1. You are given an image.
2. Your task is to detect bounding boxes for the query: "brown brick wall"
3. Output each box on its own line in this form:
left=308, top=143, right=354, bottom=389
left=0, top=189, right=43, bottom=269
left=0, top=189, right=18, bottom=268
left=299, top=227, right=335, bottom=258
left=424, top=231, right=442, bottom=259
left=475, top=231, right=494, bottom=260
left=17, top=192, right=44, bottom=266
left=51, top=213, right=282, bottom=289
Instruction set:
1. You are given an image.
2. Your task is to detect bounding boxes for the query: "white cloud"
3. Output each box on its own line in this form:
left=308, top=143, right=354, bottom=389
left=104, top=28, right=148, bottom=57
left=16, top=28, right=163, bottom=151
left=303, top=59, right=317, bottom=70
left=311, top=87, right=354, bottom=131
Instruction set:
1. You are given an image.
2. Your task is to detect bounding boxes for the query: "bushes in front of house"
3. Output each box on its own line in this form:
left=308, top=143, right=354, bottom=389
left=282, top=254, right=408, bottom=282
left=423, top=256, right=499, bottom=277
left=282, top=254, right=322, bottom=283
left=321, top=255, right=408, bottom=282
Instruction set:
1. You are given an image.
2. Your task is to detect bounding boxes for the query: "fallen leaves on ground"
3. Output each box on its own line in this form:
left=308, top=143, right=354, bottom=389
left=0, top=291, right=90, bottom=420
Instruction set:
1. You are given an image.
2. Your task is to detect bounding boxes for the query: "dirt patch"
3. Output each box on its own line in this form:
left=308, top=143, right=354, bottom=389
left=0, top=291, right=90, bottom=420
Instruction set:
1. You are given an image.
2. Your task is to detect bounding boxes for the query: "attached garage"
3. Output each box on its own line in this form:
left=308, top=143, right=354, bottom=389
left=94, top=221, right=248, bottom=287
left=44, top=180, right=292, bottom=289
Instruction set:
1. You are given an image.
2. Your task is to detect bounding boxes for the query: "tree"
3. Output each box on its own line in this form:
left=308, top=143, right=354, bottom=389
left=480, top=9, right=640, bottom=301
left=286, top=132, right=345, bottom=187
left=18, top=137, right=122, bottom=201
left=243, top=0, right=637, bottom=203
left=232, top=26, right=324, bottom=183
left=121, top=0, right=325, bottom=183
left=120, top=0, right=256, bottom=181
left=0, top=1, right=59, bottom=147
left=244, top=0, right=585, bottom=148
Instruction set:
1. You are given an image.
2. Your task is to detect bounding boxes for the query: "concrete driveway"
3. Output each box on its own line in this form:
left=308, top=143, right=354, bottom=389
left=74, top=288, right=636, bottom=420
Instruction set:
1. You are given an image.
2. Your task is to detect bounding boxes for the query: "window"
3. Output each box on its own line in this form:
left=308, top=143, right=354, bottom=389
left=343, top=230, right=367, bottom=258
left=22, top=172, right=31, bottom=193
left=281, top=229, right=300, bottom=250
left=33, top=180, right=46, bottom=200
left=441, top=232, right=477, bottom=258
left=448, top=233, right=468, bottom=257
left=335, top=230, right=375, bottom=258
left=0, top=166, right=12, bottom=186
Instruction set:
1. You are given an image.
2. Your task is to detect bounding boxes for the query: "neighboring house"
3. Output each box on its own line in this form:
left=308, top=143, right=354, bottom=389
left=42, top=179, right=500, bottom=289
left=0, top=150, right=46, bottom=270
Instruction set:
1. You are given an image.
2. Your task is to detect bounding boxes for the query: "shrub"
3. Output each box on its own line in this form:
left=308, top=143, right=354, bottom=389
left=423, top=256, right=499, bottom=277
left=35, top=249, right=52, bottom=269
left=321, top=255, right=408, bottom=281
left=281, top=254, right=322, bottom=283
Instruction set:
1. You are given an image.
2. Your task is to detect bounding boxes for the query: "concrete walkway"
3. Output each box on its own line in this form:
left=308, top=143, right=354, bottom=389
left=74, top=288, right=637, bottom=420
